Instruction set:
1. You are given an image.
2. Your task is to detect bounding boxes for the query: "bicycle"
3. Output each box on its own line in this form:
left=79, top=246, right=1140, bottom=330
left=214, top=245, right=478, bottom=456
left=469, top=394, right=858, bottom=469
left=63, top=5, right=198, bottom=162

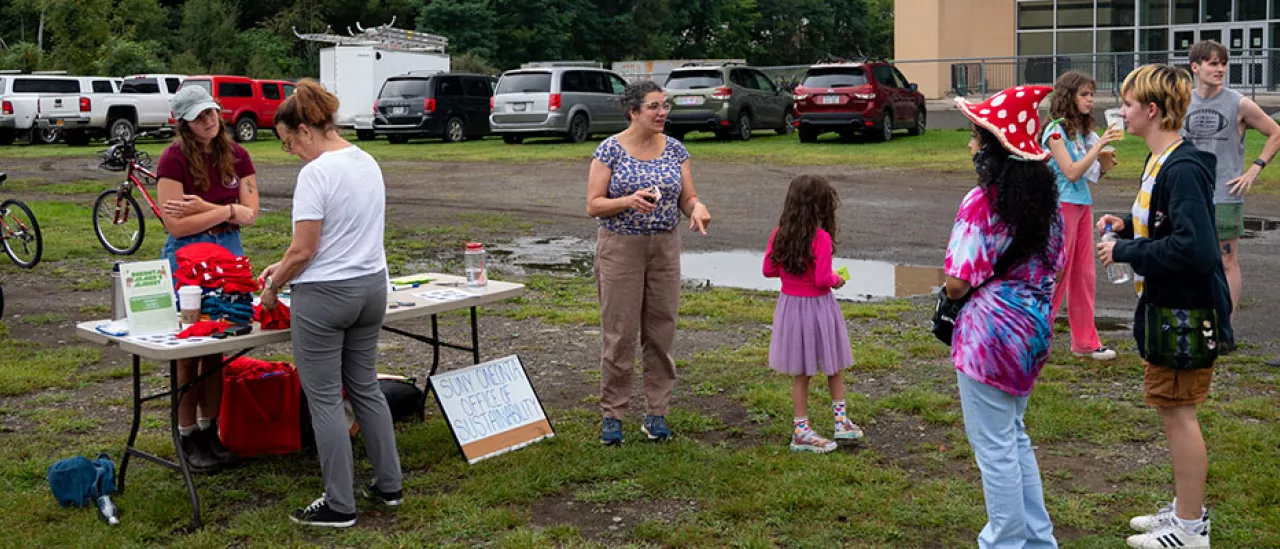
left=94, top=131, right=165, bottom=255
left=0, top=172, right=43, bottom=269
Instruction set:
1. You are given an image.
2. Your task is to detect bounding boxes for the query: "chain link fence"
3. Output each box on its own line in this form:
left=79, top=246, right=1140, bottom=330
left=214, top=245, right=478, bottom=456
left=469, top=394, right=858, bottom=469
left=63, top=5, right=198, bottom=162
left=896, top=49, right=1280, bottom=101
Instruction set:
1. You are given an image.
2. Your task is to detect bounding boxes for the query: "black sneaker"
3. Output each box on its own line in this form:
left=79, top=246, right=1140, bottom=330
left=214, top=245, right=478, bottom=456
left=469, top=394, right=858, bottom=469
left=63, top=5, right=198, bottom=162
left=179, top=433, right=222, bottom=474
left=290, top=495, right=356, bottom=528
left=362, top=481, right=404, bottom=506
left=198, top=421, right=240, bottom=467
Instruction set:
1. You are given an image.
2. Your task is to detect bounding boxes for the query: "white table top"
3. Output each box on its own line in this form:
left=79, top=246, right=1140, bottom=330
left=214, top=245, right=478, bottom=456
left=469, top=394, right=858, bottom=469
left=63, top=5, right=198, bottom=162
left=74, top=273, right=525, bottom=361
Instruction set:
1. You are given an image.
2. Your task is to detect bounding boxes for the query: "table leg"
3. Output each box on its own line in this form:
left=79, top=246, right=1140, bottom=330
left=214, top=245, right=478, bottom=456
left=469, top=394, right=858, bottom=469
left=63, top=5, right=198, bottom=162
left=470, top=306, right=480, bottom=365
left=430, top=314, right=441, bottom=377
left=117, top=354, right=143, bottom=494
left=168, top=359, right=201, bottom=529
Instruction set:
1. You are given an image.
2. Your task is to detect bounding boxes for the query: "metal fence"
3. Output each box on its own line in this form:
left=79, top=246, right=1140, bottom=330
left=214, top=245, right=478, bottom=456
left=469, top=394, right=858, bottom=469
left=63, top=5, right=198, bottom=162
left=895, top=49, right=1280, bottom=101
left=616, top=65, right=812, bottom=91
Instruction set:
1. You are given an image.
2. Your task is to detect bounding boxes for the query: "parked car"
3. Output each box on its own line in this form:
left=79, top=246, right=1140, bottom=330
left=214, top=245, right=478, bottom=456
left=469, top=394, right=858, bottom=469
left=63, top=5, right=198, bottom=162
left=373, top=72, right=492, bottom=144
left=29, top=76, right=125, bottom=146
left=662, top=63, right=794, bottom=141
left=0, top=74, right=118, bottom=145
left=792, top=61, right=926, bottom=143
left=178, top=76, right=293, bottom=142
left=490, top=67, right=629, bottom=144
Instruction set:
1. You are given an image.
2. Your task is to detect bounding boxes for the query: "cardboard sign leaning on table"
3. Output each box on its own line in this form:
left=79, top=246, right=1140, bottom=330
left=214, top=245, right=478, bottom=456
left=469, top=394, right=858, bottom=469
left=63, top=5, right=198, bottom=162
left=429, top=355, right=554, bottom=464
left=120, top=260, right=180, bottom=336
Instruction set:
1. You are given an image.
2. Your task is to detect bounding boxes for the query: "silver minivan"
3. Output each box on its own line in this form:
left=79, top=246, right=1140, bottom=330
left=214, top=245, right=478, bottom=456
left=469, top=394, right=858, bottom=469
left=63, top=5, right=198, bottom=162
left=490, top=67, right=630, bottom=144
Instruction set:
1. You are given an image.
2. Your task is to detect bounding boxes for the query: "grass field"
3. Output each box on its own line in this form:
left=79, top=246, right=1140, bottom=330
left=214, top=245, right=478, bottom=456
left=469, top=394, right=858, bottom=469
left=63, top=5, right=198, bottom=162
left=0, top=133, right=1278, bottom=548
left=5, top=130, right=1280, bottom=194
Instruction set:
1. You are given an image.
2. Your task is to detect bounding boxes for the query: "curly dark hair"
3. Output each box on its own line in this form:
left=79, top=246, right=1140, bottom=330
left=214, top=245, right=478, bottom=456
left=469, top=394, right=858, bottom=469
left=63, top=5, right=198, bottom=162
left=770, top=174, right=840, bottom=276
left=1047, top=71, right=1097, bottom=140
left=621, top=80, right=663, bottom=122
left=973, top=126, right=1059, bottom=265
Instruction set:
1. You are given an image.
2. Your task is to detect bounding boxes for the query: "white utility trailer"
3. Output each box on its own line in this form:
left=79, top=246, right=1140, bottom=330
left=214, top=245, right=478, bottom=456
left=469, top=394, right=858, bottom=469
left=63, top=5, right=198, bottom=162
left=297, top=20, right=450, bottom=139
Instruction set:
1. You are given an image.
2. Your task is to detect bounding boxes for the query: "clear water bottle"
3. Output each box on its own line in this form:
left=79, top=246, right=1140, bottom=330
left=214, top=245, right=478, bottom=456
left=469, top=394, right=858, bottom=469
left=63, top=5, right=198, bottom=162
left=1101, top=223, right=1133, bottom=284
left=464, top=242, right=487, bottom=288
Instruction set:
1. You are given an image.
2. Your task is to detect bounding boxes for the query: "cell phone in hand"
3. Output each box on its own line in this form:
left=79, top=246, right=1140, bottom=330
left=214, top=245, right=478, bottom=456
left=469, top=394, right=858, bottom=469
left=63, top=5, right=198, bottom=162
left=643, top=186, right=661, bottom=204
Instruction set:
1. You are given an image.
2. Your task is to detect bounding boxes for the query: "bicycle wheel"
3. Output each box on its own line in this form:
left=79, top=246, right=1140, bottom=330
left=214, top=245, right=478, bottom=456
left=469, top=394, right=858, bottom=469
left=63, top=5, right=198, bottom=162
left=0, top=199, right=42, bottom=268
left=93, top=189, right=145, bottom=255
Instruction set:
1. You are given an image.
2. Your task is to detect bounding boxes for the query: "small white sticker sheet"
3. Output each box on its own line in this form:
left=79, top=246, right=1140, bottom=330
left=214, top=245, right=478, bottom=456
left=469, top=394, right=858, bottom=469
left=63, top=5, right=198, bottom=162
left=411, top=289, right=480, bottom=303
left=126, top=332, right=211, bottom=347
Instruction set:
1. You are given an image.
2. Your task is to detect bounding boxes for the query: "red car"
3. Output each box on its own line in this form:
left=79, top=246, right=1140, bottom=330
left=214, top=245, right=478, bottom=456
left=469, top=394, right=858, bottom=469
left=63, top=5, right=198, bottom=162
left=793, top=61, right=926, bottom=143
left=177, top=76, right=295, bottom=142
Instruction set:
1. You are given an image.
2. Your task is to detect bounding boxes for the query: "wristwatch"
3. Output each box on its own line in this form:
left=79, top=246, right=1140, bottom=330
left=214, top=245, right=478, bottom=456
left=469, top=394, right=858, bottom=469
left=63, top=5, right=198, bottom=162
left=1254, top=158, right=1268, bottom=170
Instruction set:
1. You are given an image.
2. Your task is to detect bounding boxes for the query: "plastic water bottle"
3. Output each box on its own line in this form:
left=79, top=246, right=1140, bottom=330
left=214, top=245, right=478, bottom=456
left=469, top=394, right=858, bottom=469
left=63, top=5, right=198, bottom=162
left=1101, top=224, right=1133, bottom=284
left=465, top=242, right=487, bottom=288
left=96, top=495, right=120, bottom=526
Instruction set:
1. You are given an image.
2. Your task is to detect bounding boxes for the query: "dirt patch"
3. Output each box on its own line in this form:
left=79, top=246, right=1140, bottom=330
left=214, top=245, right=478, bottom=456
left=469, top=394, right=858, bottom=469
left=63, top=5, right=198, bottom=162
left=528, top=492, right=696, bottom=542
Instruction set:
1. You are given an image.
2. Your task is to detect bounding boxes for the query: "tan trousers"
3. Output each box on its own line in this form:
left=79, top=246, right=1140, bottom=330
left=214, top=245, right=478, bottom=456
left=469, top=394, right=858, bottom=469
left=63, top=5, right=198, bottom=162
left=595, top=227, right=681, bottom=419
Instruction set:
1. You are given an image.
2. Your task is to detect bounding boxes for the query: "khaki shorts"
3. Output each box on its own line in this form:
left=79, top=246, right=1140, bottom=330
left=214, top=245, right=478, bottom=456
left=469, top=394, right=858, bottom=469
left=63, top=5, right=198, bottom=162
left=1143, top=362, right=1214, bottom=408
left=1216, top=203, right=1244, bottom=241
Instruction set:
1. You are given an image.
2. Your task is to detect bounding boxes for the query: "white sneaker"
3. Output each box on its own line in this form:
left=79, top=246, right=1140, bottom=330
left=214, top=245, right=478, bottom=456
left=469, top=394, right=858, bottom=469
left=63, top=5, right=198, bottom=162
left=1129, top=501, right=1176, bottom=532
left=1126, top=520, right=1210, bottom=548
left=790, top=430, right=837, bottom=454
left=1074, top=347, right=1118, bottom=361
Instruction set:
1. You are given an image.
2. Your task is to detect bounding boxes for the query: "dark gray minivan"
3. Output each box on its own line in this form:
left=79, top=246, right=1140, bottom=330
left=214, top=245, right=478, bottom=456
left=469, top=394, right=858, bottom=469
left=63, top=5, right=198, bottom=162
left=373, top=72, right=493, bottom=144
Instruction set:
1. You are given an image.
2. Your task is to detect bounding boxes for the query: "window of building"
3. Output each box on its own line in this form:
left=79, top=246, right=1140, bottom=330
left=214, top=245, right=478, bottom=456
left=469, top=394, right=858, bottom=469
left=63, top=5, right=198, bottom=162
left=1099, top=29, right=1136, bottom=53
left=1140, top=0, right=1169, bottom=26
left=1173, top=29, right=1196, bottom=50
left=1018, top=1, right=1054, bottom=30
left=1057, top=30, right=1094, bottom=54
left=1099, top=0, right=1136, bottom=26
left=1173, top=0, right=1199, bottom=24
left=1140, top=28, right=1169, bottom=54
left=1238, top=0, right=1266, bottom=20
left=1201, top=0, right=1229, bottom=22
left=1200, top=28, right=1222, bottom=45
left=1018, top=31, right=1054, bottom=56
left=1057, top=0, right=1095, bottom=28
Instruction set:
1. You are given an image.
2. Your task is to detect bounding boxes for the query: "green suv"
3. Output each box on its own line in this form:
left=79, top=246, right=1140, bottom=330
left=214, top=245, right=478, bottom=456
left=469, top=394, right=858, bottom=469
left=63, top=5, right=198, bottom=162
left=662, top=64, right=794, bottom=141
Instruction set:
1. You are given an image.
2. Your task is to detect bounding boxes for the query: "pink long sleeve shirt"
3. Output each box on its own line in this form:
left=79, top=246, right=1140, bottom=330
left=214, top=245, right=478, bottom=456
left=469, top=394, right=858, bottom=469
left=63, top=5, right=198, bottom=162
left=762, top=228, right=841, bottom=297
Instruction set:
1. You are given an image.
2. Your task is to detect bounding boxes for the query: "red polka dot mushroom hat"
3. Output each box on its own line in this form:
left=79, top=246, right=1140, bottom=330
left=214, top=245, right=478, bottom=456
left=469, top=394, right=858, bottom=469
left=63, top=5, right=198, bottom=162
left=955, top=85, right=1052, bottom=162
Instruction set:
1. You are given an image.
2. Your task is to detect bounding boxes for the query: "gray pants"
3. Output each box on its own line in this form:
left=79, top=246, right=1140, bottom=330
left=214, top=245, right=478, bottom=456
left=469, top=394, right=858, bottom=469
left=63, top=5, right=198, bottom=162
left=292, top=270, right=402, bottom=514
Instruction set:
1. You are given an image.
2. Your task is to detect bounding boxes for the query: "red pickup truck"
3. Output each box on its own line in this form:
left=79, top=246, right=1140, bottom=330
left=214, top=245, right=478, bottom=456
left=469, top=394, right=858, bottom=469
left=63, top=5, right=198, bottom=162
left=177, top=76, right=295, bottom=142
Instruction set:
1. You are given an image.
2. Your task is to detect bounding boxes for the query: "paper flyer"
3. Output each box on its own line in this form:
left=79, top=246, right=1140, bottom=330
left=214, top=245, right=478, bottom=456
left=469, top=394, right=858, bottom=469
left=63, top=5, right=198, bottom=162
left=120, top=259, right=180, bottom=336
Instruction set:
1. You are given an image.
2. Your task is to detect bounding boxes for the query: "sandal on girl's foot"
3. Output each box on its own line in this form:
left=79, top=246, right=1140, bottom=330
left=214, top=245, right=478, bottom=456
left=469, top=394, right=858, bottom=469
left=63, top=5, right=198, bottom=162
left=790, top=430, right=837, bottom=453
left=834, top=418, right=865, bottom=440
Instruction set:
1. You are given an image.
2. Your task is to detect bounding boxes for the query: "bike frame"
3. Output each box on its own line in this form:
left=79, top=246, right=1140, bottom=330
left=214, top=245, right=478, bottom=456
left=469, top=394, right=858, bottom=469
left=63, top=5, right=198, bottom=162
left=0, top=207, right=32, bottom=239
left=114, top=161, right=164, bottom=227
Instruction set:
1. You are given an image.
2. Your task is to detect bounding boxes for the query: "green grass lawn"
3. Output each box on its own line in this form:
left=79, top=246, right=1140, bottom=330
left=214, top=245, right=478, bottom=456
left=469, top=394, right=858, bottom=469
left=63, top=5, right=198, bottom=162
left=6, top=130, right=1280, bottom=196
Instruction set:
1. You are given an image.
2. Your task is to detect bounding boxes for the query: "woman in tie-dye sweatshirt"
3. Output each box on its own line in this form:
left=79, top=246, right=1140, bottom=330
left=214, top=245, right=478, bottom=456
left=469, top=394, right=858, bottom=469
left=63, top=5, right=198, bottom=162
left=947, top=85, right=1066, bottom=548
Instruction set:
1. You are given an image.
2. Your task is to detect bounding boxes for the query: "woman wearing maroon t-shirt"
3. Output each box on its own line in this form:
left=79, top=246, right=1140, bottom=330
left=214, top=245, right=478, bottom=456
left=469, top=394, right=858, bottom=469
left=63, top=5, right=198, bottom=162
left=155, top=85, right=260, bottom=474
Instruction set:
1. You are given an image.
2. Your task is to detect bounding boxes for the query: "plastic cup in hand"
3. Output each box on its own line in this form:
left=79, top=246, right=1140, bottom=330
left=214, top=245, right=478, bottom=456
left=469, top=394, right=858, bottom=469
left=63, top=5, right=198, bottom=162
left=178, top=286, right=203, bottom=326
left=1099, top=145, right=1117, bottom=173
left=1104, top=108, right=1124, bottom=140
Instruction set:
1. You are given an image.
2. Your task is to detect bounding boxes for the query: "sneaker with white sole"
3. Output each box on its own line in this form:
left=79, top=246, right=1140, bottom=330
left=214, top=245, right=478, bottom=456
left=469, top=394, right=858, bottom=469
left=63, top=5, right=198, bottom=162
left=290, top=495, right=356, bottom=528
left=1074, top=347, right=1118, bottom=361
left=833, top=418, right=865, bottom=440
left=641, top=415, right=671, bottom=441
left=1126, top=520, right=1210, bottom=549
left=362, top=481, right=404, bottom=507
left=790, top=430, right=837, bottom=453
left=1129, top=501, right=1176, bottom=532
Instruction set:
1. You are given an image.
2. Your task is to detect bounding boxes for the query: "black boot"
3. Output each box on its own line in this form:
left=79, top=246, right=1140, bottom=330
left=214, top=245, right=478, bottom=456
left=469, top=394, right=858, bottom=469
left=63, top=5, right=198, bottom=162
left=179, top=433, right=222, bottom=474
left=199, top=420, right=240, bottom=468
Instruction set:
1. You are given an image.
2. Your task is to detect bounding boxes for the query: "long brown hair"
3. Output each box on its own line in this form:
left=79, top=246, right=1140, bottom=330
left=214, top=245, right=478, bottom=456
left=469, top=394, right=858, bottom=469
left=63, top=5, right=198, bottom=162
left=770, top=174, right=840, bottom=276
left=275, top=79, right=338, bottom=130
left=1047, top=71, right=1097, bottom=140
left=177, top=115, right=236, bottom=193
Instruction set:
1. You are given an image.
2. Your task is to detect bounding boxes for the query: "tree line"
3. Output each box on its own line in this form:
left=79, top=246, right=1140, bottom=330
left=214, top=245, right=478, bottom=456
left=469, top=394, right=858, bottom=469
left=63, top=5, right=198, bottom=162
left=0, top=0, right=893, bottom=79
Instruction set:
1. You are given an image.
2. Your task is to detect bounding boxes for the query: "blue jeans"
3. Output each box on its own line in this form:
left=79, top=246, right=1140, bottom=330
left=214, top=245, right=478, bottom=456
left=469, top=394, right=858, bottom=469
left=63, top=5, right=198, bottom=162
left=161, top=229, right=244, bottom=273
left=956, top=370, right=1058, bottom=549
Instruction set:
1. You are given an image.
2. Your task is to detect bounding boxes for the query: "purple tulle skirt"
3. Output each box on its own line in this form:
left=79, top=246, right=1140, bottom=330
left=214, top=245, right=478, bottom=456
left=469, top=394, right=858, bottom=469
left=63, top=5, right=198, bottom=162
left=768, top=293, right=854, bottom=376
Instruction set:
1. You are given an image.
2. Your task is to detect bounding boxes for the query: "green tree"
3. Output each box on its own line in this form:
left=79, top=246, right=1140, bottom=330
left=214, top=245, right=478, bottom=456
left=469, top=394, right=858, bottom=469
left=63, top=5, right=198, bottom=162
left=492, top=0, right=573, bottom=69
left=416, top=0, right=497, bottom=61
left=179, top=0, right=241, bottom=73
left=865, top=0, right=893, bottom=59
left=46, top=0, right=113, bottom=74
left=0, top=42, right=45, bottom=72
left=96, top=37, right=165, bottom=76
left=111, top=0, right=170, bottom=41
left=237, top=28, right=299, bottom=78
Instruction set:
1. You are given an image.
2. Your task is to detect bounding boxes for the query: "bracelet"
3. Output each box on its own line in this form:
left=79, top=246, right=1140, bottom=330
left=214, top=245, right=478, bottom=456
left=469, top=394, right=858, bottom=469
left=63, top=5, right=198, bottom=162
left=228, top=204, right=235, bottom=221
left=1254, top=158, right=1267, bottom=170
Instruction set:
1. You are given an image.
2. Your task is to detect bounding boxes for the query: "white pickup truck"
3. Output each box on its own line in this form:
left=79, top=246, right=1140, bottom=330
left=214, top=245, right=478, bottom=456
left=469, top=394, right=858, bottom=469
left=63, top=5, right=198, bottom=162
left=0, top=74, right=109, bottom=145
left=35, top=74, right=182, bottom=146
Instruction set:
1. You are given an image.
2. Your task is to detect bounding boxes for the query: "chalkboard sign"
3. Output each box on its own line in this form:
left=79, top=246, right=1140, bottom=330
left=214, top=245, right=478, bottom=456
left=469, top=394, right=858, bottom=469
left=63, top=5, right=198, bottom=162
left=429, top=355, right=554, bottom=464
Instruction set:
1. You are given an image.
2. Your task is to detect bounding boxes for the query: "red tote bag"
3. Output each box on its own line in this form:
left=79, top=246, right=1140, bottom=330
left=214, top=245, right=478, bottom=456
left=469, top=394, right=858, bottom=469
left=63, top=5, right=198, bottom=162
left=219, top=357, right=303, bottom=457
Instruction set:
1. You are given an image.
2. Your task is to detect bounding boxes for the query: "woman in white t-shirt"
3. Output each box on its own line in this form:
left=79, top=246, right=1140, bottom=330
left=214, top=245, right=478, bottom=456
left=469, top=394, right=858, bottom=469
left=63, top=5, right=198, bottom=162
left=258, top=80, right=402, bottom=528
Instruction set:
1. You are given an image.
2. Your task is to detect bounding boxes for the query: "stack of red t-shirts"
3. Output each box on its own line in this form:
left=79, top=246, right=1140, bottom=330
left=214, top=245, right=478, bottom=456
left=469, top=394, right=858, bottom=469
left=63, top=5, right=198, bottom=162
left=173, top=243, right=258, bottom=294
left=253, top=302, right=291, bottom=330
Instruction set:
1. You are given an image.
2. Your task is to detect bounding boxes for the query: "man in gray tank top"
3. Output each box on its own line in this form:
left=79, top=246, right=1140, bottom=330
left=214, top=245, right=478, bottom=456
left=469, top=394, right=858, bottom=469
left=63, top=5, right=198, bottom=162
left=1183, top=40, right=1280, bottom=354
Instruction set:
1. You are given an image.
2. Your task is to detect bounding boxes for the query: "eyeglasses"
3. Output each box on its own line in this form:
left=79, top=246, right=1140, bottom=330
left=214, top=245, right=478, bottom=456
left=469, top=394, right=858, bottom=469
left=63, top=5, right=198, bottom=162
left=645, top=102, right=672, bottom=112
left=280, top=136, right=292, bottom=154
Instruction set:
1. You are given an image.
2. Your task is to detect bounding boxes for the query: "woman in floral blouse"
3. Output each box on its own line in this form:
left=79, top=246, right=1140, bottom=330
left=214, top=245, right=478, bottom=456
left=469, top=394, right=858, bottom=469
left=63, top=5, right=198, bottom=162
left=586, top=80, right=711, bottom=446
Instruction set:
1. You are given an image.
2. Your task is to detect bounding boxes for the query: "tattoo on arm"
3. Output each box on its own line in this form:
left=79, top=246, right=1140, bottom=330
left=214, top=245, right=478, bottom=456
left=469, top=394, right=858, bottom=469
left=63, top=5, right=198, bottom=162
left=1220, top=242, right=1233, bottom=255
left=245, top=179, right=257, bottom=194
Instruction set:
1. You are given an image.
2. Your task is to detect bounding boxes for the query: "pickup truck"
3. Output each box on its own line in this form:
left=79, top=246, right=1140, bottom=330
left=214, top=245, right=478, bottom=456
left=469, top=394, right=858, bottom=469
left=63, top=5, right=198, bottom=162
left=35, top=74, right=182, bottom=145
left=0, top=74, right=108, bottom=145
